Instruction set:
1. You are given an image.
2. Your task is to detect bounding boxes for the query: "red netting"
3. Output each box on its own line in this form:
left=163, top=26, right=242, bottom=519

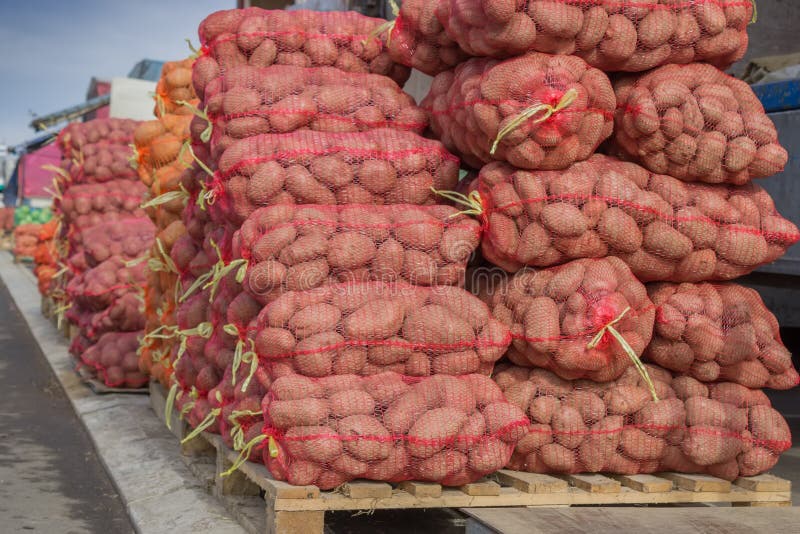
left=495, top=363, right=792, bottom=480
left=231, top=204, right=481, bottom=304
left=240, top=281, right=511, bottom=379
left=80, top=331, right=148, bottom=388
left=66, top=292, right=146, bottom=343
left=613, top=63, right=787, bottom=185
left=387, top=0, right=468, bottom=76
left=209, top=129, right=460, bottom=225
left=477, top=154, right=800, bottom=280
left=438, top=0, right=753, bottom=72
left=58, top=142, right=138, bottom=184
left=201, top=65, right=428, bottom=158
left=68, top=217, right=155, bottom=270
left=647, top=282, right=800, bottom=390
left=421, top=52, right=615, bottom=169
left=66, top=255, right=147, bottom=311
left=193, top=8, right=411, bottom=101
left=262, top=372, right=528, bottom=489
left=482, top=258, right=655, bottom=381
left=57, top=118, right=139, bottom=158
left=56, top=180, right=147, bottom=231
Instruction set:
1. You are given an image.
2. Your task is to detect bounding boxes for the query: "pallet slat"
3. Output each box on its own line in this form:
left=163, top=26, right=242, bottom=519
left=734, top=474, right=792, bottom=492
left=659, top=473, right=731, bottom=493
left=397, top=481, right=442, bottom=498
left=611, top=474, right=673, bottom=493
left=460, top=481, right=501, bottom=496
left=495, top=471, right=568, bottom=494
left=565, top=474, right=621, bottom=494
left=343, top=481, right=393, bottom=499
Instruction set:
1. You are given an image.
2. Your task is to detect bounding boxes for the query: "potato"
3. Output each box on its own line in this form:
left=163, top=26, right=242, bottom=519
left=283, top=425, right=343, bottom=463
left=269, top=398, right=329, bottom=427
left=338, top=415, right=392, bottom=461
left=407, top=407, right=469, bottom=458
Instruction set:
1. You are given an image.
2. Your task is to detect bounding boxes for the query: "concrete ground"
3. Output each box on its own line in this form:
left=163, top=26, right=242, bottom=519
left=0, top=278, right=134, bottom=533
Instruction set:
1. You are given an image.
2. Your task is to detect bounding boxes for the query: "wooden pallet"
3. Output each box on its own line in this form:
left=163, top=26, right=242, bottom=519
left=74, top=365, right=148, bottom=395
left=148, top=382, right=792, bottom=534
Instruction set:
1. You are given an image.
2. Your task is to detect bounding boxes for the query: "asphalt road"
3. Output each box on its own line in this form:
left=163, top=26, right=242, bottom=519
left=0, top=279, right=134, bottom=534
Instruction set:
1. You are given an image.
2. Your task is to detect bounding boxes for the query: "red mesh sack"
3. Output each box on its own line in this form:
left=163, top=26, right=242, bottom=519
left=439, top=0, right=753, bottom=72
left=69, top=217, right=155, bottom=269
left=494, top=363, right=792, bottom=480
left=66, top=255, right=147, bottom=311
left=57, top=118, right=139, bottom=159
left=387, top=0, right=468, bottom=76
left=80, top=331, right=148, bottom=388
left=192, top=8, right=410, bottom=101
left=56, top=180, right=147, bottom=231
left=209, top=129, right=460, bottom=225
left=647, top=282, right=799, bottom=390
left=244, top=281, right=511, bottom=379
left=66, top=292, right=146, bottom=344
left=201, top=65, right=428, bottom=157
left=231, top=204, right=481, bottom=304
left=477, top=154, right=800, bottom=280
left=613, top=63, right=788, bottom=185
left=483, top=258, right=656, bottom=382
left=422, top=53, right=615, bottom=170
left=59, top=142, right=138, bottom=184
left=155, top=57, right=198, bottom=117
left=262, top=372, right=528, bottom=489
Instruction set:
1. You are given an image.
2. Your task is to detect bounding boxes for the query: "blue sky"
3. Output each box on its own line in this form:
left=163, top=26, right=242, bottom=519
left=0, top=0, right=232, bottom=145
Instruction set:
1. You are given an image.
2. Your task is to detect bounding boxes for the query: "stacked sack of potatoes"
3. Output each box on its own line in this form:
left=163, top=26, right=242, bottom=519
left=133, top=57, right=199, bottom=388
left=388, top=0, right=799, bottom=480
left=163, top=7, right=531, bottom=490
left=33, top=220, right=59, bottom=296
left=48, top=118, right=154, bottom=389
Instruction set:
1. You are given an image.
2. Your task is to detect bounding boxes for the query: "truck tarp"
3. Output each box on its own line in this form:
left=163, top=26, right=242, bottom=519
left=18, top=143, right=60, bottom=199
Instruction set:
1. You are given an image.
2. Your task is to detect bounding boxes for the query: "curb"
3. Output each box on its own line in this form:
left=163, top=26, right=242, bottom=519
left=0, top=252, right=245, bottom=534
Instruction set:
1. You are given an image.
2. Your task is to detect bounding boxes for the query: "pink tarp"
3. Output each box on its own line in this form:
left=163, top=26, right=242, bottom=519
left=18, top=143, right=60, bottom=199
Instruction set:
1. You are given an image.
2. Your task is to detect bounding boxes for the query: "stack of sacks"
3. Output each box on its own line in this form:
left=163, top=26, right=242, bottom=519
left=409, top=1, right=798, bottom=480
left=165, top=7, right=529, bottom=490
left=12, top=223, right=41, bottom=259
left=48, top=118, right=154, bottom=389
left=64, top=220, right=154, bottom=385
left=389, top=1, right=753, bottom=75
left=133, top=57, right=198, bottom=388
left=33, top=220, right=59, bottom=296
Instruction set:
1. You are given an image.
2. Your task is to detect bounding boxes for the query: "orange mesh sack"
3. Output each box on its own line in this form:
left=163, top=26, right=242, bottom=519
left=81, top=331, right=148, bottom=389
left=155, top=57, right=198, bottom=117
left=192, top=8, right=410, bottom=101
left=647, top=282, right=799, bottom=390
left=244, top=281, right=511, bottom=379
left=387, top=0, right=468, bottom=76
left=483, top=258, right=655, bottom=382
left=133, top=114, right=194, bottom=187
left=422, top=53, right=614, bottom=170
left=494, top=363, right=792, bottom=480
left=209, top=129, right=460, bottom=225
left=613, top=63, right=788, bottom=185
left=232, top=204, right=481, bottom=305
left=439, top=0, right=753, bottom=72
left=13, top=224, right=41, bottom=258
left=200, top=65, right=428, bottom=159
left=477, top=154, right=800, bottom=280
left=262, top=373, right=528, bottom=489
